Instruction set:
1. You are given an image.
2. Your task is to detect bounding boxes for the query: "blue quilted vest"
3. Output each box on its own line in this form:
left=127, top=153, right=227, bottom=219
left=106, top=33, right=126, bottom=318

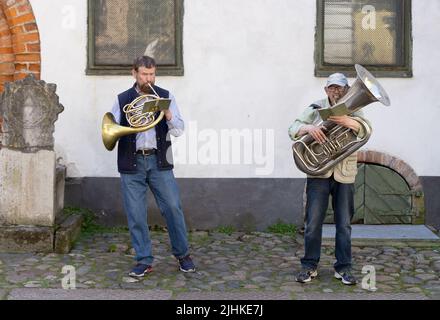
left=116, top=84, right=174, bottom=173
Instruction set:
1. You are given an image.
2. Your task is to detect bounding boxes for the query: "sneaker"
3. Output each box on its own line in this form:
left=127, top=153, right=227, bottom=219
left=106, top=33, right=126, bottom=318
left=128, top=264, right=153, bottom=278
left=295, top=268, right=318, bottom=283
left=334, top=269, right=357, bottom=285
left=178, top=255, right=196, bottom=273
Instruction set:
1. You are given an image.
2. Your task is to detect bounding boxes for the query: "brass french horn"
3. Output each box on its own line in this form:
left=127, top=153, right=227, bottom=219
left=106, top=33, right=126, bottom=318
left=101, top=83, right=170, bottom=151
left=292, top=64, right=391, bottom=176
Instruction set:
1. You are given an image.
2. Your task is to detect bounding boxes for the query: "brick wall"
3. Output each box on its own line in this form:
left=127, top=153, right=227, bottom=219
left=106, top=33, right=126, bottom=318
left=0, top=7, right=14, bottom=93
left=0, top=0, right=40, bottom=85
left=0, top=0, right=40, bottom=134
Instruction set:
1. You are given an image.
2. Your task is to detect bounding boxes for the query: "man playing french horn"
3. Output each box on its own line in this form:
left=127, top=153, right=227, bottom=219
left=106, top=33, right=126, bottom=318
left=109, top=56, right=196, bottom=277
left=288, top=73, right=369, bottom=285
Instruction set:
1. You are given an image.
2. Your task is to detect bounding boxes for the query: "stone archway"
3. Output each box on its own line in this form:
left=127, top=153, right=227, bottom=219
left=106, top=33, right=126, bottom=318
left=0, top=0, right=40, bottom=89
left=358, top=150, right=425, bottom=224
left=0, top=0, right=40, bottom=132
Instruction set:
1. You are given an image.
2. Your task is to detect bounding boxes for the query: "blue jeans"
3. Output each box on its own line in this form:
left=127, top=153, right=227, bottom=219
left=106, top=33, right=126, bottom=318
left=121, top=154, right=189, bottom=266
left=300, top=176, right=354, bottom=272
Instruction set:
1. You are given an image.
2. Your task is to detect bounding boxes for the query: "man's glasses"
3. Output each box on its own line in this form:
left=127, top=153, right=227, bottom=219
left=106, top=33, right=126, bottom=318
left=327, top=86, right=346, bottom=92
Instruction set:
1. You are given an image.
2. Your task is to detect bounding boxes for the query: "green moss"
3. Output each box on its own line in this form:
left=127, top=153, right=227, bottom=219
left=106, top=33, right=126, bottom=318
left=63, top=206, right=128, bottom=234
left=215, top=226, right=236, bottom=235
left=267, top=220, right=297, bottom=237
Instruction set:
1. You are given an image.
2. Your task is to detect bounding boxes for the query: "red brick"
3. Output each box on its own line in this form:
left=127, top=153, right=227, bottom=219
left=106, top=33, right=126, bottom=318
left=0, top=47, right=13, bottom=54
left=28, top=63, right=40, bottom=72
left=10, top=25, right=24, bottom=34
left=0, top=54, right=15, bottom=63
left=0, top=37, right=12, bottom=46
left=12, top=32, right=39, bottom=43
left=0, top=31, right=11, bottom=39
left=23, top=22, right=37, bottom=32
left=17, top=4, right=32, bottom=14
left=12, top=42, right=26, bottom=53
left=0, top=29, right=11, bottom=37
left=26, top=42, right=39, bottom=52
left=8, top=13, right=35, bottom=26
left=15, top=53, right=40, bottom=62
left=15, top=62, right=27, bottom=71
left=0, top=33, right=12, bottom=41
left=0, top=63, right=15, bottom=74
left=14, top=72, right=29, bottom=80
left=0, top=75, right=14, bottom=82
left=0, top=22, right=10, bottom=31
left=4, top=7, right=18, bottom=19
left=9, top=13, right=35, bottom=27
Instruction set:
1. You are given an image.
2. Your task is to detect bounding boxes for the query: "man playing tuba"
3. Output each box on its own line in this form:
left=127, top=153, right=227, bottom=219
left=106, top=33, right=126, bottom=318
left=288, top=73, right=370, bottom=285
left=109, top=56, right=196, bottom=277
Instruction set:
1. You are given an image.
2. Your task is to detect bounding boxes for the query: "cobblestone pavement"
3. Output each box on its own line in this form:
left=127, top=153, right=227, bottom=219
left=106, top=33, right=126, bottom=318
left=0, top=231, right=439, bottom=300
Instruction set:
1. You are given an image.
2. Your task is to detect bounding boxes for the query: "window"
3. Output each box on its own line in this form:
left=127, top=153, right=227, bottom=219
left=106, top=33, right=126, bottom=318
left=87, top=0, right=184, bottom=76
left=315, top=0, right=412, bottom=77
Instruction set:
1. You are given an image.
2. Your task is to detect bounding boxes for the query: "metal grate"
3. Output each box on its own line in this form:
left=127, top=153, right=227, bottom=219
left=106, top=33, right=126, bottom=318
left=323, top=0, right=404, bottom=66
left=93, top=0, right=176, bottom=66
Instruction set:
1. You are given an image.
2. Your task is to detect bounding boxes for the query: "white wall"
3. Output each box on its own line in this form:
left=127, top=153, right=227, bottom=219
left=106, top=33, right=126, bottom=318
left=30, top=0, right=440, bottom=178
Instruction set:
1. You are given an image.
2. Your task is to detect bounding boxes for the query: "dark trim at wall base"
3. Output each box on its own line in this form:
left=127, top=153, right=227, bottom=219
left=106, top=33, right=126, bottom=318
left=420, top=177, right=440, bottom=231
left=65, top=178, right=306, bottom=231
left=65, top=177, right=440, bottom=232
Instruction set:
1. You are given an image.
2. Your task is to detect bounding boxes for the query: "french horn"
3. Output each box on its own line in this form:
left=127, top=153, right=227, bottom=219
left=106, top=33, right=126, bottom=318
left=101, top=83, right=170, bottom=151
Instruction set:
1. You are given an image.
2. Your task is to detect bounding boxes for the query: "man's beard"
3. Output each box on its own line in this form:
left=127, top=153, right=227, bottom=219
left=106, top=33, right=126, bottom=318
left=140, top=83, right=154, bottom=95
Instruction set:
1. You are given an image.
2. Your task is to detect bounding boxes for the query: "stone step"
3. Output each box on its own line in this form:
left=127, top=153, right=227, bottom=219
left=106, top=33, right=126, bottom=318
left=323, top=225, right=440, bottom=240
left=8, top=289, right=173, bottom=300
left=6, top=289, right=430, bottom=301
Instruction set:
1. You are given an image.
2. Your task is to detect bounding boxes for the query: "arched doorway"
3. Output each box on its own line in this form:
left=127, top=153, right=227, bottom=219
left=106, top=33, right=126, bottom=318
left=324, top=150, right=425, bottom=225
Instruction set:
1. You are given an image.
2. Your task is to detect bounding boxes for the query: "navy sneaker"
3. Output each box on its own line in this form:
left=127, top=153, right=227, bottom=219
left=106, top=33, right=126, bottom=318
left=128, top=264, right=153, bottom=278
left=295, top=268, right=318, bottom=283
left=178, top=255, right=196, bottom=273
left=334, top=269, right=357, bottom=285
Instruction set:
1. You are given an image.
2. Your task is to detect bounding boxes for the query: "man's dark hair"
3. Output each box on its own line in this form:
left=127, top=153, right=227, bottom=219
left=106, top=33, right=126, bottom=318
left=132, top=56, right=157, bottom=71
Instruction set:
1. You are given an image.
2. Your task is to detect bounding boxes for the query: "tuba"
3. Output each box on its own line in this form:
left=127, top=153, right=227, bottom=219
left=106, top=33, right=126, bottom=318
left=292, top=64, right=391, bottom=176
left=101, top=83, right=170, bottom=151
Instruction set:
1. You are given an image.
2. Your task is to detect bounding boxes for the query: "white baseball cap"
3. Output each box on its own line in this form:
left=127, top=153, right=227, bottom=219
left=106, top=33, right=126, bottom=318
left=326, top=73, right=348, bottom=87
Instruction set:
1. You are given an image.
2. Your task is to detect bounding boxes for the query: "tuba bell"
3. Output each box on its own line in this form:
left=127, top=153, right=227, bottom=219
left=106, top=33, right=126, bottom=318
left=292, top=64, right=391, bottom=176
left=101, top=83, right=170, bottom=151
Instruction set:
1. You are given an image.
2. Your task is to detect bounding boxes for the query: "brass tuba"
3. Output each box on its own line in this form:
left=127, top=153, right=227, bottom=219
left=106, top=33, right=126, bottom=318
left=101, top=83, right=170, bottom=151
left=292, top=64, right=391, bottom=176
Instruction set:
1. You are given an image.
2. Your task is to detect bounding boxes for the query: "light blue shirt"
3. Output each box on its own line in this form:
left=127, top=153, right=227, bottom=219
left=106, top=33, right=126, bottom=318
left=111, top=89, right=184, bottom=151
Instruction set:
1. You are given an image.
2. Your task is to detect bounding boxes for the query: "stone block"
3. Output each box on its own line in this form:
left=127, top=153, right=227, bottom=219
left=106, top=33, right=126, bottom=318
left=0, top=148, right=56, bottom=227
left=0, top=225, right=54, bottom=253
left=54, top=214, right=83, bottom=254
left=0, top=214, right=83, bottom=254
left=0, top=75, right=63, bottom=152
